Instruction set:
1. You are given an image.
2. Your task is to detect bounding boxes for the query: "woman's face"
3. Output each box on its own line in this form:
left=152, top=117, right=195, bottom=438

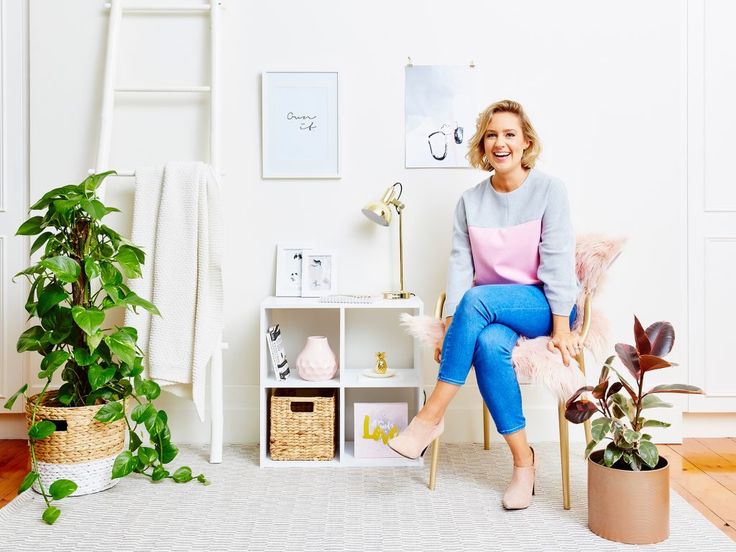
left=483, top=112, right=530, bottom=174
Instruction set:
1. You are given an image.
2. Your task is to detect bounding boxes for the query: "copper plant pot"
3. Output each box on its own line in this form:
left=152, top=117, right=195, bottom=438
left=588, top=449, right=669, bottom=544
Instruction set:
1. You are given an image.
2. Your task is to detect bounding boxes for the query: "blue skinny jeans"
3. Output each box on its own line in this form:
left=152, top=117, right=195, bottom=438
left=438, top=284, right=576, bottom=435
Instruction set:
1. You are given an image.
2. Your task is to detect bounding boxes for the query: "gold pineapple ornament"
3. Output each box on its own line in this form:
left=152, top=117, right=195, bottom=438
left=375, top=352, right=388, bottom=374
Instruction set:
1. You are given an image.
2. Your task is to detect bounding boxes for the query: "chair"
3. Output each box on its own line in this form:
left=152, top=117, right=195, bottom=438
left=427, top=235, right=624, bottom=510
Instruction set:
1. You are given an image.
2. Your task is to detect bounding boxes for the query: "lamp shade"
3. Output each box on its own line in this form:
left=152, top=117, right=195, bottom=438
left=361, top=202, right=392, bottom=226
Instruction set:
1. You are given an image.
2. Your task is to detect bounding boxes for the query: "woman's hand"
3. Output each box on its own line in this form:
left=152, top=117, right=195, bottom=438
left=434, top=316, right=452, bottom=364
left=547, top=330, right=584, bottom=367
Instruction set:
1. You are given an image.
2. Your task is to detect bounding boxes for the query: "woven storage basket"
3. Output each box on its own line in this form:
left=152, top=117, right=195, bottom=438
left=25, top=391, right=126, bottom=496
left=269, top=388, right=336, bottom=461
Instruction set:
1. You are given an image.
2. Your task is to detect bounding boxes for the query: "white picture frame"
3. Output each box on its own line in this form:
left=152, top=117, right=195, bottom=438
left=301, top=250, right=338, bottom=297
left=262, top=71, right=340, bottom=179
left=275, top=244, right=313, bottom=297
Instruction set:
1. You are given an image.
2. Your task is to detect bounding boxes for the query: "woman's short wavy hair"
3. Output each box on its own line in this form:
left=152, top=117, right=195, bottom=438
left=466, top=100, right=542, bottom=171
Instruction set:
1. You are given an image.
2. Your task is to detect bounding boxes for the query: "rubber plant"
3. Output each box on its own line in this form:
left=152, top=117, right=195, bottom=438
left=3, top=171, right=208, bottom=525
left=565, top=316, right=703, bottom=471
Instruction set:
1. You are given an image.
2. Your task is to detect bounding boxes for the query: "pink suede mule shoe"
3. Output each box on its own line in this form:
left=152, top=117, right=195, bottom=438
left=502, top=446, right=537, bottom=510
left=387, top=416, right=444, bottom=460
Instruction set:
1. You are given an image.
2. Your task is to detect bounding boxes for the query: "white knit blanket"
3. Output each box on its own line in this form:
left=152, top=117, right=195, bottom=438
left=125, top=162, right=223, bottom=421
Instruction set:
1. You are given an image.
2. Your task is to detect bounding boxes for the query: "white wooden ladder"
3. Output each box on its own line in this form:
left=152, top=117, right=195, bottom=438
left=93, top=0, right=227, bottom=464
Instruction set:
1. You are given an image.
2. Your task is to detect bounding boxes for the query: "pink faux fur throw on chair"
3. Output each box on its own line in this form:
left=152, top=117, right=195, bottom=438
left=399, top=234, right=626, bottom=402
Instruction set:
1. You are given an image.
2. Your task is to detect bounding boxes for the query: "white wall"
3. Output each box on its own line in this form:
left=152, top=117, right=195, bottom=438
left=5, top=0, right=718, bottom=443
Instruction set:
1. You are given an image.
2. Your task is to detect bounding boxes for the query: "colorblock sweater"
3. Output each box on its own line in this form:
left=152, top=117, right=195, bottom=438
left=445, top=168, right=578, bottom=317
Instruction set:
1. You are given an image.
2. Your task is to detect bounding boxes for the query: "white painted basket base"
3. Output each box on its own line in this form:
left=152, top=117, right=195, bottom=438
left=33, top=454, right=120, bottom=497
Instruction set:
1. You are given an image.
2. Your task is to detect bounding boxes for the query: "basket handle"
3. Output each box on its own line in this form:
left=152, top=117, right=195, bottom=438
left=289, top=401, right=315, bottom=413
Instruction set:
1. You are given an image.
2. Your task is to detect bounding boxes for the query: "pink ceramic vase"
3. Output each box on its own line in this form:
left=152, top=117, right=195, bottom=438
left=296, top=336, right=338, bottom=381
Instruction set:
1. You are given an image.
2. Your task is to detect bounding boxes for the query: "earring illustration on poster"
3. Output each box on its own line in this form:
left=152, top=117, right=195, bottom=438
left=405, top=65, right=479, bottom=168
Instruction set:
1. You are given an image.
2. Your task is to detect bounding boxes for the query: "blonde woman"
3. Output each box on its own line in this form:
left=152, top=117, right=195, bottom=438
left=389, top=100, right=582, bottom=510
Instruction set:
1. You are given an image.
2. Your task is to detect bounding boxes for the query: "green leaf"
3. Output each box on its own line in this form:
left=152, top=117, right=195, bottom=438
left=94, top=402, right=124, bottom=423
left=131, top=403, right=156, bottom=424
left=37, top=283, right=69, bottom=316
left=100, top=262, right=123, bottom=285
left=73, top=347, right=98, bottom=367
left=138, top=447, right=158, bottom=467
left=591, top=418, right=611, bottom=442
left=122, top=292, right=160, bottom=316
left=638, top=440, right=660, bottom=469
left=196, top=474, right=210, bottom=485
left=111, top=450, right=136, bottom=479
left=129, top=430, right=142, bottom=452
left=138, top=379, right=161, bottom=401
left=119, top=357, right=144, bottom=378
left=80, top=198, right=107, bottom=219
left=115, top=246, right=142, bottom=279
left=647, top=384, right=703, bottom=395
left=41, top=256, right=80, bottom=283
left=84, top=258, right=100, bottom=281
left=159, top=441, right=178, bottom=464
left=3, top=384, right=28, bottom=410
left=30, top=231, right=54, bottom=255
left=88, top=364, right=116, bottom=391
left=16, top=216, right=44, bottom=236
left=641, top=395, right=673, bottom=410
left=172, top=466, right=193, bottom=483
left=42, top=506, right=61, bottom=525
left=623, top=429, right=641, bottom=444
left=105, top=331, right=136, bottom=366
left=86, top=330, right=105, bottom=353
left=56, top=383, right=75, bottom=406
left=642, top=419, right=672, bottom=428
left=28, top=420, right=56, bottom=440
left=603, top=442, right=624, bottom=467
left=18, top=471, right=39, bottom=493
left=71, top=306, right=105, bottom=336
left=151, top=466, right=169, bottom=481
left=49, top=479, right=77, bottom=500
left=17, top=326, right=46, bottom=352
left=83, top=171, right=116, bottom=193
left=38, top=350, right=70, bottom=379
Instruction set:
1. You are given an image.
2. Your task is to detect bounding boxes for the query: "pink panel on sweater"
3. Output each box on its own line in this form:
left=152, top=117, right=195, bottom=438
left=468, top=219, right=542, bottom=285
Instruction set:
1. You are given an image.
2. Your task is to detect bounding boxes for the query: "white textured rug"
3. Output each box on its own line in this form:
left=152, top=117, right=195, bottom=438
left=0, top=443, right=733, bottom=551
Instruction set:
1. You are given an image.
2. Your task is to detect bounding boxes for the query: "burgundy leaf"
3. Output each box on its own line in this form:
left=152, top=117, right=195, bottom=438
left=564, top=400, right=598, bottom=424
left=592, top=381, right=609, bottom=400
left=646, top=321, right=675, bottom=357
left=639, top=354, right=672, bottom=373
left=615, top=343, right=640, bottom=380
left=606, top=381, right=623, bottom=400
left=565, top=385, right=594, bottom=408
left=633, top=316, right=651, bottom=355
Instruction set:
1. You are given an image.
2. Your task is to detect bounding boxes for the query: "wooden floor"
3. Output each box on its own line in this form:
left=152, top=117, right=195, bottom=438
left=1, top=438, right=735, bottom=541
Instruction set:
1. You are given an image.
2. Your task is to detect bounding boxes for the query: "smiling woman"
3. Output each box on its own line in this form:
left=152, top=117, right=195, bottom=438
left=388, top=99, right=582, bottom=511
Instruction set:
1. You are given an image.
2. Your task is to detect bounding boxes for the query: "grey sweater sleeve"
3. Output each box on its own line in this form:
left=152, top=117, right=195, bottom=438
left=538, top=180, right=577, bottom=316
left=444, top=197, right=474, bottom=317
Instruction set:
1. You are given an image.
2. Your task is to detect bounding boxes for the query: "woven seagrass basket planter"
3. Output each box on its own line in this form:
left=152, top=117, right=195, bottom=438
left=25, top=391, right=126, bottom=496
left=269, top=388, right=336, bottom=461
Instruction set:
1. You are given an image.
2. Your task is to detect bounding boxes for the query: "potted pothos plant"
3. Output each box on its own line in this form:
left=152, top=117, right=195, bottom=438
left=4, top=171, right=207, bottom=525
left=565, top=316, right=703, bottom=544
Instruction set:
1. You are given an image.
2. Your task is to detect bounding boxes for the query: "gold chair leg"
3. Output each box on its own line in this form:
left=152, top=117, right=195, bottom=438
left=557, top=403, right=571, bottom=510
left=482, top=403, right=491, bottom=450
left=428, top=437, right=440, bottom=490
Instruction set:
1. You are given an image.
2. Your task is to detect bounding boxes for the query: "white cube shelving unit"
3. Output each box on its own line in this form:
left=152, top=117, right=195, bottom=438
left=259, top=296, right=424, bottom=467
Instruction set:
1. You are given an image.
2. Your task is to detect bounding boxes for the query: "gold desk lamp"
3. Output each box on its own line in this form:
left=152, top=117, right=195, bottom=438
left=361, top=182, right=412, bottom=299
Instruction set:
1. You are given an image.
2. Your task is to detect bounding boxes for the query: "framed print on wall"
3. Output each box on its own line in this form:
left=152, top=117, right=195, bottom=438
left=301, top=250, right=338, bottom=297
left=262, top=71, right=340, bottom=179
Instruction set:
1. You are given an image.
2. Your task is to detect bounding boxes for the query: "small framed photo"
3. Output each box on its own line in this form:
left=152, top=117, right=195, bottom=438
left=261, top=71, right=340, bottom=179
left=301, top=250, right=338, bottom=297
left=275, top=244, right=312, bottom=297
